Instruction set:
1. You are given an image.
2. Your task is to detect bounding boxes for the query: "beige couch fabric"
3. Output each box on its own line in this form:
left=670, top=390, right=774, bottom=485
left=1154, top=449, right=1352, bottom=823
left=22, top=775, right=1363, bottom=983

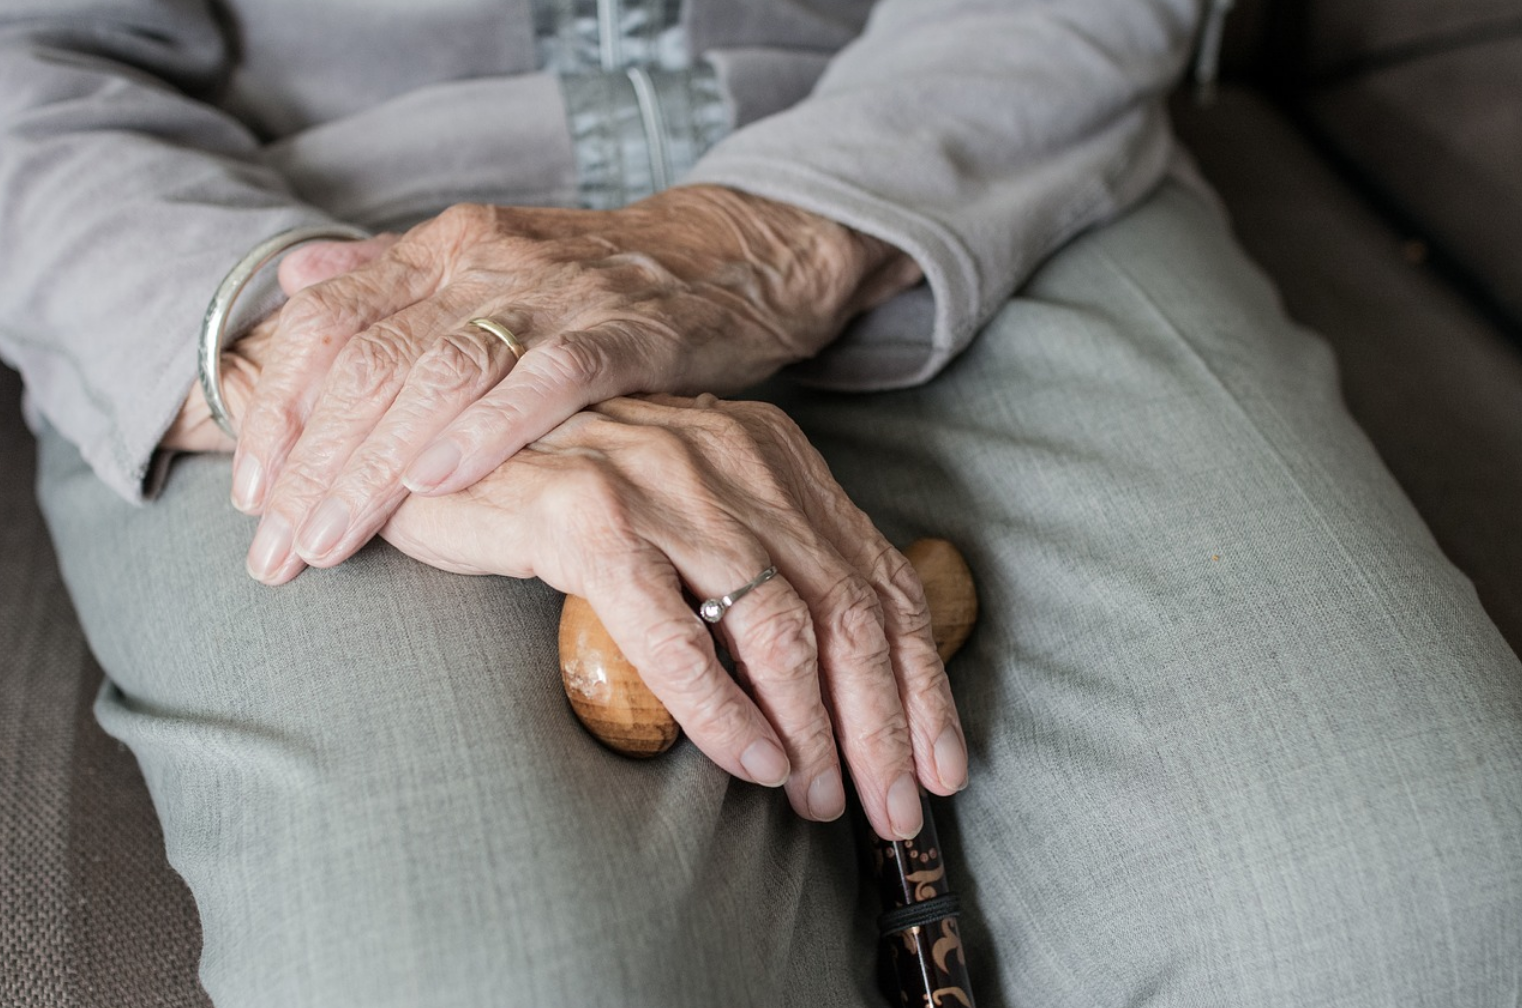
left=0, top=367, right=206, bottom=1007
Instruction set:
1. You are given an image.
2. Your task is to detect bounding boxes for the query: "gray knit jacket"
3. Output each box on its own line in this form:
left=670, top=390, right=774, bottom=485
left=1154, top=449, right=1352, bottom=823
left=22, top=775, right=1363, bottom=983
left=0, top=0, right=1202, bottom=502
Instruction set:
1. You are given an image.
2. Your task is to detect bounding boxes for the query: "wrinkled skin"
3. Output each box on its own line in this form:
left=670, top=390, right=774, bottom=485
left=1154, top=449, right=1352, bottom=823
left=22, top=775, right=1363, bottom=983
left=384, top=393, right=967, bottom=840
left=163, top=187, right=961, bottom=839
left=182, top=185, right=919, bottom=585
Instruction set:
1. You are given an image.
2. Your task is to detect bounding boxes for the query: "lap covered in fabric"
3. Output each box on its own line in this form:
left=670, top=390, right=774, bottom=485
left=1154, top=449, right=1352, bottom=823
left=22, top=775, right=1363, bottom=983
left=37, top=182, right=1522, bottom=1007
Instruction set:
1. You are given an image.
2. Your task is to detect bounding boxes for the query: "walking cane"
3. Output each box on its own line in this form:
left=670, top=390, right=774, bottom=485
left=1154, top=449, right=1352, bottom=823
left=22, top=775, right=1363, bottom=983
left=558, top=539, right=978, bottom=1007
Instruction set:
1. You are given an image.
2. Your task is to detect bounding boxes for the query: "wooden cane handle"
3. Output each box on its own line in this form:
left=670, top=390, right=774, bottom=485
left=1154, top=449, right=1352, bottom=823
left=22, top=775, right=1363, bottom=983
left=558, top=538, right=977, bottom=758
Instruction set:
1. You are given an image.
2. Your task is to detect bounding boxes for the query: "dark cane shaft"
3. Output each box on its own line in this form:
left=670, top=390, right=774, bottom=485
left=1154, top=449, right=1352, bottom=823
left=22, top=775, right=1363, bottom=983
left=559, top=538, right=979, bottom=1007
left=870, top=793, right=975, bottom=1007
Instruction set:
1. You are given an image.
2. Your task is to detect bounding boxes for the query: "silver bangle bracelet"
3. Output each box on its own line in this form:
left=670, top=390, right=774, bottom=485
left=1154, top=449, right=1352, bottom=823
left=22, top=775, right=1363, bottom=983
left=197, top=223, right=372, bottom=439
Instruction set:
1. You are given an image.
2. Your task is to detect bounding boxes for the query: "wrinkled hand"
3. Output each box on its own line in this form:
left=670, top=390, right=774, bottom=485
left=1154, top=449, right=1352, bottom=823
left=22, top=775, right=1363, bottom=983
left=226, top=186, right=920, bottom=586
left=381, top=394, right=967, bottom=840
left=161, top=233, right=399, bottom=454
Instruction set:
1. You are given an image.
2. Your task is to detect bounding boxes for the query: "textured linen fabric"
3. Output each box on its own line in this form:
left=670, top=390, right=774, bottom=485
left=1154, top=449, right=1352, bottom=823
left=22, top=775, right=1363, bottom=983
left=35, top=182, right=1522, bottom=1006
left=1173, top=85, right=1522, bottom=654
left=0, top=0, right=1198, bottom=502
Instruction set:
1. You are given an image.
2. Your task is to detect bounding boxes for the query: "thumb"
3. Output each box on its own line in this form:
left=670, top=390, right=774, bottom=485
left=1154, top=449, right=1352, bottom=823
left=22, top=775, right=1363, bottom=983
left=278, top=233, right=400, bottom=294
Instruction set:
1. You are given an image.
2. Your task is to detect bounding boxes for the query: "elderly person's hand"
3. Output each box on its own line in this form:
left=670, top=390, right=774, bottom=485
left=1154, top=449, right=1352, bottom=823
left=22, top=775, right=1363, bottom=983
left=167, top=279, right=966, bottom=839
left=224, top=186, right=921, bottom=586
left=162, top=233, right=400, bottom=453
left=379, top=393, right=966, bottom=841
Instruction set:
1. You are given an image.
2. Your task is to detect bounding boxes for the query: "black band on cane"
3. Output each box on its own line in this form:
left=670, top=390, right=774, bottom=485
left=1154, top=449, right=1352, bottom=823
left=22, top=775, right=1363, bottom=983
left=876, top=893, right=962, bottom=937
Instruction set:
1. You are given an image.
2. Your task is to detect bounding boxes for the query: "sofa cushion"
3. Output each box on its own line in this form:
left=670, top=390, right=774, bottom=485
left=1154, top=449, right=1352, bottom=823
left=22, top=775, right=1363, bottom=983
left=1219, top=2, right=1522, bottom=331
left=0, top=366, right=208, bottom=1007
left=1300, top=35, right=1522, bottom=328
left=1303, top=0, right=1521, bottom=75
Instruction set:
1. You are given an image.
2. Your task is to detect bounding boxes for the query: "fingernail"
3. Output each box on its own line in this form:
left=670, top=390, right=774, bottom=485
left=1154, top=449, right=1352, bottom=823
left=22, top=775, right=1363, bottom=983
left=807, top=767, right=845, bottom=821
left=296, top=497, right=350, bottom=560
left=403, top=441, right=462, bottom=492
left=232, top=454, right=264, bottom=512
left=739, top=738, right=790, bottom=788
left=887, top=773, right=924, bottom=840
left=247, top=515, right=292, bottom=582
left=934, top=725, right=969, bottom=792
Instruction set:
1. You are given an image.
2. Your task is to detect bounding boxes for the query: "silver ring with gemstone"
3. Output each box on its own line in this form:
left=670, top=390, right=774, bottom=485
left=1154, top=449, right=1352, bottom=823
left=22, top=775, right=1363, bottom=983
left=698, top=565, right=778, bottom=624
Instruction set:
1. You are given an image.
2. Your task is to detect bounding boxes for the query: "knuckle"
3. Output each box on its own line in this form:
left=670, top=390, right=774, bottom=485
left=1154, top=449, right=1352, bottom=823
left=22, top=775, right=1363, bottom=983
left=643, top=621, right=734, bottom=714
left=728, top=399, right=797, bottom=438
left=548, top=460, right=609, bottom=507
left=333, top=329, right=409, bottom=398
left=754, top=647, right=819, bottom=690
left=241, top=397, right=303, bottom=454
left=746, top=598, right=817, bottom=670
left=434, top=201, right=498, bottom=238
left=618, top=425, right=691, bottom=474
left=878, top=548, right=934, bottom=638
left=792, top=721, right=839, bottom=762
left=679, top=406, right=781, bottom=475
left=269, top=464, right=330, bottom=510
left=532, top=337, right=605, bottom=391
left=824, top=575, right=888, bottom=654
left=387, top=233, right=443, bottom=274
left=596, top=251, right=679, bottom=291
left=761, top=713, right=838, bottom=776
left=850, top=713, right=913, bottom=760
left=343, top=444, right=411, bottom=498
left=411, top=332, right=495, bottom=395
left=550, top=462, right=631, bottom=535
left=909, top=673, right=955, bottom=729
left=644, top=618, right=712, bottom=680
left=452, top=392, right=529, bottom=446
left=700, top=409, right=755, bottom=454
left=693, top=404, right=802, bottom=480
left=281, top=284, right=362, bottom=338
left=278, top=287, right=331, bottom=332
left=879, top=546, right=925, bottom=603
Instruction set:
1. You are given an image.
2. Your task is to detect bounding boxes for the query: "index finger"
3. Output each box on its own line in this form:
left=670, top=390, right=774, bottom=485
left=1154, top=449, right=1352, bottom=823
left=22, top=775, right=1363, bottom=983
left=401, top=334, right=628, bottom=495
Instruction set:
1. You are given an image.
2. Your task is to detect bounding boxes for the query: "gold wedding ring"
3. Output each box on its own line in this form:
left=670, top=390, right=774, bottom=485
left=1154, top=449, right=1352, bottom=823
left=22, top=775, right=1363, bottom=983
left=467, top=317, right=526, bottom=361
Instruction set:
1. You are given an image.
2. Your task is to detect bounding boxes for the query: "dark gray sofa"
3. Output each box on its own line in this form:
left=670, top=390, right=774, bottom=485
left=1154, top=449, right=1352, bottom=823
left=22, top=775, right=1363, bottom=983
left=4, top=1, right=1520, bottom=1002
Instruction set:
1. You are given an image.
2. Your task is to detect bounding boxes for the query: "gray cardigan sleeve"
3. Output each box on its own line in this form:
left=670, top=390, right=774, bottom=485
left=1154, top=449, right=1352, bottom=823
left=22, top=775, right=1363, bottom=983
left=0, top=0, right=578, bottom=504
left=0, top=0, right=1202, bottom=502
left=0, top=0, right=335, bottom=503
left=685, top=0, right=1203, bottom=391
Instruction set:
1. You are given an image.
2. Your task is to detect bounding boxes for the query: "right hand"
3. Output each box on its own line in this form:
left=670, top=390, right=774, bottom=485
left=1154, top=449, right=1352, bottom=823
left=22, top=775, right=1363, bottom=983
left=380, top=394, right=969, bottom=841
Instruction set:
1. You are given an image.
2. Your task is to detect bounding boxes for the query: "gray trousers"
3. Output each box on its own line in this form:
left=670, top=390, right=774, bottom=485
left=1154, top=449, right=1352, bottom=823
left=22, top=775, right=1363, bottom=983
left=38, top=183, right=1522, bottom=1006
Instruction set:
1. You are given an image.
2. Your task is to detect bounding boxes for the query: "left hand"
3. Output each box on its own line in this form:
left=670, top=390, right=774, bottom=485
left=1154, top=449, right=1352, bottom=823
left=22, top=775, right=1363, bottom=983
left=379, top=393, right=967, bottom=841
left=160, top=232, right=399, bottom=454
left=233, top=186, right=921, bottom=586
